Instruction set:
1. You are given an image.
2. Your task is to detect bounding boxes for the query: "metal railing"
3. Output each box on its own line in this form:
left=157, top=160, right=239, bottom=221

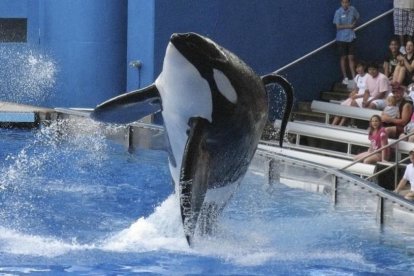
left=274, top=9, right=394, bottom=74
left=340, top=131, right=414, bottom=189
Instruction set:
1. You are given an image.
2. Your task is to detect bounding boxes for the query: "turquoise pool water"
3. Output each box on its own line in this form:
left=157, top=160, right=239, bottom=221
left=0, top=119, right=413, bottom=275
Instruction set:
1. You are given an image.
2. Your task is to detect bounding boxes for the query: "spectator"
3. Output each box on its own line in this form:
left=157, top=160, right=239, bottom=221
left=382, top=95, right=400, bottom=119
left=400, top=83, right=414, bottom=142
left=332, top=61, right=367, bottom=125
left=384, top=38, right=402, bottom=80
left=354, top=115, right=389, bottom=164
left=394, top=40, right=414, bottom=86
left=382, top=38, right=405, bottom=83
left=393, top=149, right=414, bottom=200
left=401, top=110, right=414, bottom=142
left=356, top=62, right=390, bottom=110
left=393, top=0, right=414, bottom=54
left=382, top=83, right=413, bottom=138
left=333, top=0, right=360, bottom=85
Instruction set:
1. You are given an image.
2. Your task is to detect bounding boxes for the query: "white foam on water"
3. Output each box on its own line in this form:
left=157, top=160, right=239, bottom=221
left=0, top=194, right=188, bottom=257
left=188, top=226, right=371, bottom=268
left=0, top=191, right=377, bottom=273
left=102, top=193, right=189, bottom=252
left=0, top=226, right=95, bottom=257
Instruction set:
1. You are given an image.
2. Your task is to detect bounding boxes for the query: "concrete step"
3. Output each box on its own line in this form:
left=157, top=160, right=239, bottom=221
left=297, top=101, right=312, bottom=112
left=293, top=101, right=325, bottom=122
left=332, top=82, right=351, bottom=93
left=292, top=110, right=325, bottom=123
left=320, top=91, right=349, bottom=102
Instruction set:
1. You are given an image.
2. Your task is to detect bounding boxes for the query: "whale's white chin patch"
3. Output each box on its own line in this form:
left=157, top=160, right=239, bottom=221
left=155, top=42, right=214, bottom=186
left=213, top=69, right=237, bottom=104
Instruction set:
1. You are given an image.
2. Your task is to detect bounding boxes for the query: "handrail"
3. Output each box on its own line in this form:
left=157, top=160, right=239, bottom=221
left=340, top=131, right=414, bottom=171
left=366, top=156, right=410, bottom=181
left=274, top=9, right=394, bottom=74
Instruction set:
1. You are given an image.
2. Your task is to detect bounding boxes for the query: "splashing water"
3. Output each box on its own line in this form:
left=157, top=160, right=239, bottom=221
left=0, top=121, right=413, bottom=274
left=0, top=46, right=57, bottom=105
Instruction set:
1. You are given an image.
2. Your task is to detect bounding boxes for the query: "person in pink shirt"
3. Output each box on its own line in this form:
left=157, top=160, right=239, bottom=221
left=354, top=114, right=390, bottom=164
left=355, top=62, right=391, bottom=110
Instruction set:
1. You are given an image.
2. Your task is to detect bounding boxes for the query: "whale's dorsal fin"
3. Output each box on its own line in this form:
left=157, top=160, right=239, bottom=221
left=91, top=84, right=161, bottom=124
left=262, top=74, right=294, bottom=147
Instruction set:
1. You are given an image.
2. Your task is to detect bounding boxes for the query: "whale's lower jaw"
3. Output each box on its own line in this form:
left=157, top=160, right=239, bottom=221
left=180, top=180, right=240, bottom=245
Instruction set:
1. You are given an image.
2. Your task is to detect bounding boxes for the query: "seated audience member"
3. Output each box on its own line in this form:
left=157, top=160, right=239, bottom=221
left=408, top=82, right=414, bottom=101
left=394, top=40, right=414, bottom=86
left=355, top=62, right=390, bottom=110
left=383, top=38, right=402, bottom=80
left=402, top=111, right=414, bottom=142
left=354, top=115, right=389, bottom=164
left=382, top=83, right=413, bottom=138
left=394, top=149, right=414, bottom=200
left=382, top=95, right=400, bottom=119
left=332, top=61, right=367, bottom=125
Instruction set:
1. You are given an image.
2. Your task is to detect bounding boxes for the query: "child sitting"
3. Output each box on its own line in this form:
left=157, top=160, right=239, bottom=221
left=354, top=115, right=389, bottom=164
left=382, top=95, right=400, bottom=119
left=331, top=61, right=367, bottom=126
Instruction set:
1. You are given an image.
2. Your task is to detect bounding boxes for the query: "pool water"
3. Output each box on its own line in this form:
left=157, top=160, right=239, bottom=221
left=0, top=119, right=413, bottom=275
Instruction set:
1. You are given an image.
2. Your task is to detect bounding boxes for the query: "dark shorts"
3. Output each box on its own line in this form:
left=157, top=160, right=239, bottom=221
left=337, top=40, right=355, bottom=57
left=383, top=123, right=405, bottom=138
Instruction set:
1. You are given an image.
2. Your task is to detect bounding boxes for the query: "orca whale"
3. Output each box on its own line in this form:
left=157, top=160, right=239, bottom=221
left=91, top=32, right=293, bottom=245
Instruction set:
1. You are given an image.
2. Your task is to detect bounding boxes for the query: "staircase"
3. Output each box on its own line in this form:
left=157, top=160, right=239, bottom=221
left=292, top=82, right=350, bottom=122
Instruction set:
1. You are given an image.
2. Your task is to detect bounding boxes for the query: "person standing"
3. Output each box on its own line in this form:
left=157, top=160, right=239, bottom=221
left=393, top=0, right=414, bottom=54
left=333, top=0, right=360, bottom=85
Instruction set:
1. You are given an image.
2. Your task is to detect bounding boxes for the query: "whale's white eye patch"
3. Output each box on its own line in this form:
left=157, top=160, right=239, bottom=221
left=213, top=69, right=237, bottom=104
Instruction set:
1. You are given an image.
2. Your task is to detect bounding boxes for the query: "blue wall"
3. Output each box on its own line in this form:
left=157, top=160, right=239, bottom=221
left=39, top=0, right=127, bottom=107
left=0, top=0, right=127, bottom=107
left=0, top=0, right=393, bottom=108
left=151, top=0, right=393, bottom=104
left=126, top=0, right=155, bottom=92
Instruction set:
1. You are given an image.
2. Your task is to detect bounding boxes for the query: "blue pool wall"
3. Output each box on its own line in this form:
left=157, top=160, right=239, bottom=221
left=0, top=0, right=392, bottom=108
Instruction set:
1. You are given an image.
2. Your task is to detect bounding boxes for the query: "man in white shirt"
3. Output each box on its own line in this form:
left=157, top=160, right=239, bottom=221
left=394, top=149, right=414, bottom=200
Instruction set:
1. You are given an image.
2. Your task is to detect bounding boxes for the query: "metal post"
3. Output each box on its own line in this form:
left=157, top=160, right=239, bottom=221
left=376, top=196, right=384, bottom=225
left=332, top=175, right=338, bottom=205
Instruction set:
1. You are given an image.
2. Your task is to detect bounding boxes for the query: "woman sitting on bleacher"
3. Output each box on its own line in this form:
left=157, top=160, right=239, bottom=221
left=354, top=115, right=389, bottom=164
left=331, top=61, right=367, bottom=126
left=394, top=40, right=414, bottom=86
left=382, top=83, right=413, bottom=139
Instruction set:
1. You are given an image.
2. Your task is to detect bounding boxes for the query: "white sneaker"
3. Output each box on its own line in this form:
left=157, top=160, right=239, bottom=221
left=347, top=78, right=355, bottom=90
left=342, top=78, right=349, bottom=85
left=400, top=46, right=406, bottom=55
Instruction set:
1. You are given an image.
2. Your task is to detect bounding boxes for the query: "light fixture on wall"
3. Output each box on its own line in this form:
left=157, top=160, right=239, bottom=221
left=129, top=60, right=143, bottom=88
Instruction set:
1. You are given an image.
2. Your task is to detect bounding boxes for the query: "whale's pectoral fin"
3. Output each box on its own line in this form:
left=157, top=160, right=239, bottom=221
left=179, top=117, right=210, bottom=246
left=90, top=84, right=161, bottom=124
left=261, top=74, right=294, bottom=147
